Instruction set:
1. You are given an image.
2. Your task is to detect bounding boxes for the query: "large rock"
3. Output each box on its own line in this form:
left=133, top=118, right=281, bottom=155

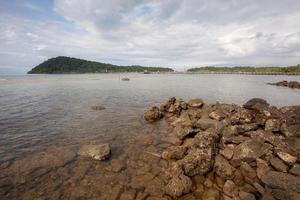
left=232, top=139, right=269, bottom=165
left=165, top=164, right=193, bottom=198
left=144, top=106, right=163, bottom=122
left=243, top=98, right=269, bottom=112
left=78, top=143, right=111, bottom=160
left=180, top=131, right=217, bottom=176
left=265, top=119, right=280, bottom=132
left=259, top=170, right=300, bottom=192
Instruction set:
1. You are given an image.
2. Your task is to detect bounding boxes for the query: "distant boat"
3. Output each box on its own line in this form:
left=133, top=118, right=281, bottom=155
left=121, top=77, right=130, bottom=81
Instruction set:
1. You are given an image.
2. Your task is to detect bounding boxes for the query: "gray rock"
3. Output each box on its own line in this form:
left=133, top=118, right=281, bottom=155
left=187, top=98, right=204, bottom=108
left=78, top=143, right=111, bottom=160
left=243, top=98, right=269, bottom=112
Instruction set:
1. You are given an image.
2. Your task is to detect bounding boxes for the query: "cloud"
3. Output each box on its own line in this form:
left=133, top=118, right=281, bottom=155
left=1, top=0, right=300, bottom=73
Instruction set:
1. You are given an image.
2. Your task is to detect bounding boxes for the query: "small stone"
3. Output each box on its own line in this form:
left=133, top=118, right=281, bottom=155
left=110, top=185, right=124, bottom=200
left=131, top=173, right=155, bottom=189
left=265, top=119, right=280, bottom=132
left=276, top=149, right=297, bottom=165
left=202, top=188, right=220, bottom=200
left=120, top=189, right=136, bottom=200
left=91, top=105, right=105, bottom=111
left=240, top=162, right=256, bottom=179
left=220, top=144, right=235, bottom=160
left=78, top=143, right=111, bottom=160
left=270, top=157, right=288, bottom=172
left=253, top=182, right=265, bottom=195
left=109, top=159, right=126, bottom=172
left=209, top=110, right=226, bottom=121
left=187, top=98, right=204, bottom=108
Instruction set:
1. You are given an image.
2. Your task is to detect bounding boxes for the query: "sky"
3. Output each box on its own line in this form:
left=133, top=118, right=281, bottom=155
left=1, top=0, right=300, bottom=74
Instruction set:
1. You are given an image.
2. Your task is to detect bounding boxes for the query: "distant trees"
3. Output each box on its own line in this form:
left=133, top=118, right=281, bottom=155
left=28, top=56, right=174, bottom=74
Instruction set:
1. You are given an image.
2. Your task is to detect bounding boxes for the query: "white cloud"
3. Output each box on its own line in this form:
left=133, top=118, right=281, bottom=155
left=1, top=0, right=300, bottom=73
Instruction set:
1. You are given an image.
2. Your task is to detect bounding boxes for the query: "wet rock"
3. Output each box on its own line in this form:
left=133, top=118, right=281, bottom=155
left=209, top=110, right=226, bottom=121
left=195, top=117, right=222, bottom=130
left=174, top=126, right=196, bottom=140
left=131, top=173, right=155, bottom=189
left=109, top=159, right=126, bottom=172
left=161, top=135, right=182, bottom=146
left=276, top=149, right=297, bottom=165
left=290, top=164, right=300, bottom=176
left=243, top=98, right=269, bottom=112
left=144, top=106, right=163, bottom=122
left=110, top=185, right=124, bottom=200
left=265, top=119, right=280, bottom=132
left=162, top=146, right=187, bottom=160
left=160, top=97, right=176, bottom=112
left=232, top=139, right=269, bottom=165
left=270, top=157, right=288, bottom=172
left=202, top=188, right=220, bottom=200
left=214, top=155, right=234, bottom=179
left=165, top=164, right=193, bottom=198
left=187, top=98, right=204, bottom=108
left=78, top=143, right=111, bottom=160
left=220, top=144, right=235, bottom=160
left=260, top=170, right=300, bottom=192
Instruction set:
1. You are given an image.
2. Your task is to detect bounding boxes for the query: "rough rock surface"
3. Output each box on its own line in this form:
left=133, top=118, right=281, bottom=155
left=143, top=97, right=300, bottom=199
left=268, top=80, right=300, bottom=89
left=78, top=143, right=111, bottom=160
left=144, top=106, right=163, bottom=122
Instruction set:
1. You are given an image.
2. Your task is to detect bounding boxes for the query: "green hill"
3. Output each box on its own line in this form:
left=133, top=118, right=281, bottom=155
left=187, top=65, right=300, bottom=74
left=28, top=56, right=174, bottom=74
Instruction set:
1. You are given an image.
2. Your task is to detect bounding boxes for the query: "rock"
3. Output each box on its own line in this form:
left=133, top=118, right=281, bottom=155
left=110, top=185, right=124, bottom=200
left=161, top=135, right=182, bottom=145
left=236, top=123, right=260, bottom=133
left=271, top=188, right=300, bottom=200
left=232, top=139, right=269, bottom=165
left=144, top=106, right=163, bottom=122
left=214, top=155, right=234, bottom=179
left=162, top=146, right=187, bottom=160
left=121, top=77, right=130, bottom=81
left=259, top=170, right=300, bottom=192
left=120, top=189, right=136, bottom=200
left=240, top=162, right=256, bottom=179
left=78, top=143, right=111, bottom=160
left=109, top=159, right=126, bottom=172
left=276, top=149, right=297, bottom=165
left=256, top=158, right=271, bottom=180
left=238, top=191, right=256, bottom=200
left=265, top=119, right=280, bottom=132
left=243, top=98, right=269, bottom=112
left=253, top=182, right=265, bottom=195
left=270, top=157, right=288, bottom=172
left=220, top=144, right=235, bottom=160
left=195, top=117, right=221, bottom=130
left=230, top=109, right=253, bottom=124
left=180, top=131, right=217, bottom=176
left=131, top=173, right=155, bottom=189
left=187, top=98, right=204, bottom=108
left=289, top=164, right=300, bottom=176
left=209, top=110, right=226, bottom=121
left=174, top=126, right=196, bottom=140
left=281, top=123, right=300, bottom=137
left=165, top=164, right=193, bottom=198
left=91, top=105, right=105, bottom=111
left=160, top=97, right=176, bottom=112
left=223, top=180, right=236, bottom=197
left=202, top=188, right=220, bottom=200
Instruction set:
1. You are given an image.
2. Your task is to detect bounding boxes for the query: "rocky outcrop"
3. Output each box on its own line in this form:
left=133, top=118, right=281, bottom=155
left=268, top=80, right=300, bottom=89
left=144, top=97, right=300, bottom=199
left=78, top=143, right=111, bottom=160
left=144, top=106, right=163, bottom=122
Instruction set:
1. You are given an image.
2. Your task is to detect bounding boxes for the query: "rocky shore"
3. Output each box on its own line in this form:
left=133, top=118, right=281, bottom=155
left=144, top=97, right=300, bottom=199
left=268, top=80, right=300, bottom=89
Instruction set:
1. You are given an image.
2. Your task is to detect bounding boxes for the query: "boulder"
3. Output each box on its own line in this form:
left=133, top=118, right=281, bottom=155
left=78, top=143, right=111, bottom=160
left=144, top=106, right=163, bottom=122
left=187, top=98, right=204, bottom=108
left=270, top=157, right=288, bottom=172
left=232, top=140, right=269, bottom=165
left=243, top=98, right=269, bottom=112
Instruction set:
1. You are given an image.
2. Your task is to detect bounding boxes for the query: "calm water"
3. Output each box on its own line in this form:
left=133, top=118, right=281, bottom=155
left=0, top=73, right=300, bottom=199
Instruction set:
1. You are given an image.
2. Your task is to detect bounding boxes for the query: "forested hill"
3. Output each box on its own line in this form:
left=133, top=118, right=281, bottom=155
left=28, top=56, right=174, bottom=74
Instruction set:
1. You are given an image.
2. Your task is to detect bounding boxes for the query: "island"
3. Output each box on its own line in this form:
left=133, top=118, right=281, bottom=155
left=27, top=56, right=174, bottom=74
left=187, top=65, right=300, bottom=75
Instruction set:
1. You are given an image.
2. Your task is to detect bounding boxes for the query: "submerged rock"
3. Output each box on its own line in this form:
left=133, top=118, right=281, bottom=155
left=144, top=106, right=163, bottom=122
left=78, top=143, right=111, bottom=160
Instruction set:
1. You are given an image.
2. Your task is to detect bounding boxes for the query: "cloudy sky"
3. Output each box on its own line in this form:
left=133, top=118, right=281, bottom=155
left=1, top=0, right=300, bottom=74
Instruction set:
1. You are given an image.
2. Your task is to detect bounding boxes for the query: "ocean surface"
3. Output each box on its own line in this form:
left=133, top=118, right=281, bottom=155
left=0, top=73, right=300, bottom=199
